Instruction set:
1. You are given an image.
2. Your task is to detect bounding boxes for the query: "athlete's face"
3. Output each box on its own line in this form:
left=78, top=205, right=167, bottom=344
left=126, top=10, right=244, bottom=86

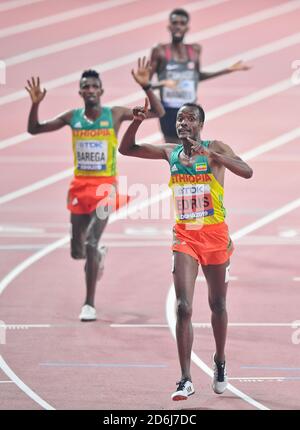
left=176, top=106, right=203, bottom=140
left=168, top=14, right=189, bottom=43
left=79, top=77, right=103, bottom=107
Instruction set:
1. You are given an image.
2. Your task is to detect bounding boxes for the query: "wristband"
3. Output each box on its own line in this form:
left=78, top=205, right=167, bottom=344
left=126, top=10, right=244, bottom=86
left=142, top=83, right=152, bottom=91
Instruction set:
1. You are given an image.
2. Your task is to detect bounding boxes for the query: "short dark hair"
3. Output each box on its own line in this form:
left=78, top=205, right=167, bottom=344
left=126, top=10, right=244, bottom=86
left=80, top=70, right=102, bottom=87
left=181, top=103, right=205, bottom=123
left=169, top=8, right=190, bottom=23
left=81, top=69, right=100, bottom=80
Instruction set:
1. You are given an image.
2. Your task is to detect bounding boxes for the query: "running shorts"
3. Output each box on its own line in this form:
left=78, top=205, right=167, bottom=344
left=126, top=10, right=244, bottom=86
left=172, top=222, right=234, bottom=266
left=67, top=176, right=130, bottom=215
left=159, top=107, right=179, bottom=139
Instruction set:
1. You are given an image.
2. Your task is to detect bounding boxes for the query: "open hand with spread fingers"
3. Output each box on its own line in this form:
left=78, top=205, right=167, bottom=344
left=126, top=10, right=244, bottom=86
left=131, top=57, right=152, bottom=88
left=228, top=60, right=251, bottom=72
left=25, top=77, right=47, bottom=104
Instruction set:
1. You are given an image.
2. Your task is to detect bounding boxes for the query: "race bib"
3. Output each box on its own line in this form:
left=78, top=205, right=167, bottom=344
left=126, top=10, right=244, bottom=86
left=163, top=80, right=196, bottom=108
left=76, top=140, right=108, bottom=171
left=173, top=184, right=214, bottom=220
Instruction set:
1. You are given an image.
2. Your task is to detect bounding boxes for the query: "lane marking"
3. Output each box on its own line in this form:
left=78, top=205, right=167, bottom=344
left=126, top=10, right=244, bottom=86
left=0, top=355, right=55, bottom=410
left=0, top=322, right=297, bottom=330
left=0, top=0, right=44, bottom=12
left=241, top=366, right=300, bottom=371
left=5, top=0, right=229, bottom=67
left=0, top=380, right=14, bottom=384
left=110, top=322, right=299, bottom=328
left=1, top=0, right=300, bottom=107
left=197, top=275, right=238, bottom=281
left=0, top=0, right=139, bottom=38
left=229, top=377, right=300, bottom=381
left=39, top=362, right=167, bottom=368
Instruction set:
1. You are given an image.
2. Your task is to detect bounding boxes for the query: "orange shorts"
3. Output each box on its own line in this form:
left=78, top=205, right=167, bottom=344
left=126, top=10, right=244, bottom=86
left=67, top=176, right=130, bottom=215
left=172, top=222, right=234, bottom=266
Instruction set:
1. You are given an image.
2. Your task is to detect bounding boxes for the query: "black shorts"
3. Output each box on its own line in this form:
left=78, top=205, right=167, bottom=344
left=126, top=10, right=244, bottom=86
left=159, top=107, right=179, bottom=140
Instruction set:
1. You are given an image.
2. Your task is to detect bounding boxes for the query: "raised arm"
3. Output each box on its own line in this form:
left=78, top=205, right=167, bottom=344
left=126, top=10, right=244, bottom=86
left=188, top=138, right=253, bottom=179
left=119, top=99, right=172, bottom=160
left=199, top=60, right=251, bottom=82
left=112, top=57, right=165, bottom=134
left=25, top=77, right=72, bottom=134
left=131, top=57, right=165, bottom=118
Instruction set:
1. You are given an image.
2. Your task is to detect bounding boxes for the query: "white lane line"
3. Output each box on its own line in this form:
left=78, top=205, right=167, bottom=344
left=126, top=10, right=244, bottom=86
left=1, top=0, right=300, bottom=107
left=0, top=324, right=51, bottom=329
left=0, top=0, right=44, bottom=12
left=0, top=133, right=32, bottom=150
left=197, top=275, right=238, bottom=281
left=0, top=168, right=73, bottom=204
left=228, top=377, right=300, bottom=381
left=241, top=127, right=300, bottom=159
left=111, top=322, right=298, bottom=328
left=0, top=322, right=296, bottom=329
left=3, top=31, right=300, bottom=152
left=0, top=242, right=171, bottom=250
left=293, top=277, right=300, bottom=281
left=0, top=380, right=14, bottom=384
left=0, top=355, right=55, bottom=410
left=232, top=198, right=300, bottom=241
left=4, top=0, right=228, bottom=67
left=207, top=79, right=294, bottom=120
left=0, top=0, right=138, bottom=39
left=0, top=236, right=68, bottom=295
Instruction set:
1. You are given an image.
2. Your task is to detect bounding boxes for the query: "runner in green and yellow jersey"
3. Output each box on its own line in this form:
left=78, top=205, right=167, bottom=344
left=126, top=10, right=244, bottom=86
left=25, top=58, right=165, bottom=322
left=119, top=100, right=253, bottom=401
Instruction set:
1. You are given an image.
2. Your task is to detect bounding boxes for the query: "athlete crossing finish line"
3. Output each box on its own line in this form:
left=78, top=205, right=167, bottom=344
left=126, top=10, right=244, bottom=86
left=119, top=99, right=253, bottom=400
left=25, top=58, right=165, bottom=322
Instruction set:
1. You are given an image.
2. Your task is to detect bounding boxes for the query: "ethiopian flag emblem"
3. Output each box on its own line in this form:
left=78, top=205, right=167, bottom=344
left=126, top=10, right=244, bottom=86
left=195, top=162, right=207, bottom=172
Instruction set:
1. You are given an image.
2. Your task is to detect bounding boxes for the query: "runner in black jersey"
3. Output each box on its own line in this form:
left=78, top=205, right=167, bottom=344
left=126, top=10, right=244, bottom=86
left=150, top=8, right=250, bottom=143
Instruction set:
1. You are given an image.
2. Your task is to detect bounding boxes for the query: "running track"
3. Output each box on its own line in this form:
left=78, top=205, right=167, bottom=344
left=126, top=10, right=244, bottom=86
left=0, top=0, right=300, bottom=410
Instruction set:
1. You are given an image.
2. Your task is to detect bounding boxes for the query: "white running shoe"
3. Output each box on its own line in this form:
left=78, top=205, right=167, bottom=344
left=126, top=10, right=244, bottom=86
left=171, top=378, right=195, bottom=401
left=212, top=354, right=228, bottom=394
left=97, top=246, right=108, bottom=281
left=79, top=304, right=97, bottom=321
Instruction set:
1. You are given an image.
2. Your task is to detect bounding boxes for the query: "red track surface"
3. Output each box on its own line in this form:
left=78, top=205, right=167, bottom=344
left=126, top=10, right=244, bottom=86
left=0, top=0, right=300, bottom=410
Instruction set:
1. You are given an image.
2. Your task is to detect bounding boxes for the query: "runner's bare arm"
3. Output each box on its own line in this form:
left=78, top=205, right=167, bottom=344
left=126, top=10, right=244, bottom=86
left=119, top=99, right=173, bottom=160
left=199, top=55, right=251, bottom=81
left=112, top=57, right=165, bottom=133
left=188, top=138, right=253, bottom=179
left=26, top=77, right=72, bottom=134
left=131, top=56, right=165, bottom=118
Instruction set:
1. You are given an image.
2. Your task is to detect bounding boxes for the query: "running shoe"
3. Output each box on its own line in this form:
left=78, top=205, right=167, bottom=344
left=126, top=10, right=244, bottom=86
left=171, top=378, right=195, bottom=401
left=79, top=304, right=97, bottom=321
left=212, top=354, right=227, bottom=394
